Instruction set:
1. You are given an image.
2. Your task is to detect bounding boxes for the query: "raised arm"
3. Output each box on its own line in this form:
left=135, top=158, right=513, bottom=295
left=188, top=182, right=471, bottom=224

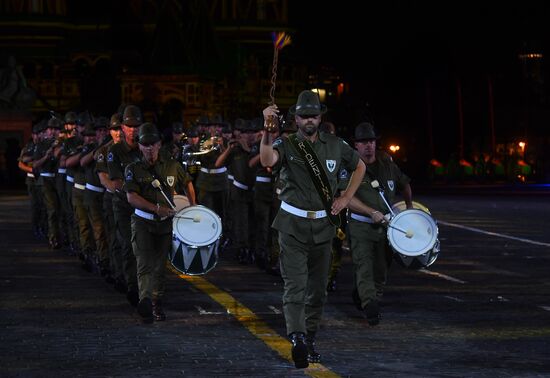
left=259, top=105, right=280, bottom=167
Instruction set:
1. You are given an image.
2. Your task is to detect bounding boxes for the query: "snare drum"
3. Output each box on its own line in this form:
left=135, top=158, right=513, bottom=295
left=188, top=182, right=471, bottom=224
left=388, top=203, right=440, bottom=269
left=170, top=205, right=222, bottom=275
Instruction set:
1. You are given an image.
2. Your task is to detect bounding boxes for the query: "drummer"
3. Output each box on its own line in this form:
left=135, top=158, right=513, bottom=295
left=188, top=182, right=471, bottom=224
left=344, top=122, right=412, bottom=326
left=124, top=123, right=196, bottom=323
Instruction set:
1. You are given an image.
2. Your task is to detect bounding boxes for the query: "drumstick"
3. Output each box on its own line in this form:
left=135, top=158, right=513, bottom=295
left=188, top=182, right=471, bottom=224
left=387, top=223, right=414, bottom=238
left=175, top=215, right=201, bottom=222
left=151, top=179, right=176, bottom=210
left=370, top=181, right=396, bottom=217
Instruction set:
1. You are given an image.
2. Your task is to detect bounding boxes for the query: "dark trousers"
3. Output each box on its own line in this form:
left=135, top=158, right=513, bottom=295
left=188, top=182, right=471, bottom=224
left=114, top=202, right=138, bottom=292
left=278, top=231, right=332, bottom=336
left=131, top=216, right=172, bottom=301
left=198, top=189, right=225, bottom=220
left=41, top=177, right=60, bottom=243
left=104, top=192, right=123, bottom=281
left=72, top=187, right=94, bottom=253
left=85, top=190, right=109, bottom=263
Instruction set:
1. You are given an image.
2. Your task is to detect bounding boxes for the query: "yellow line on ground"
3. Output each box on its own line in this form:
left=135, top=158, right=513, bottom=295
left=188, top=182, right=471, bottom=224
left=171, top=268, right=341, bottom=378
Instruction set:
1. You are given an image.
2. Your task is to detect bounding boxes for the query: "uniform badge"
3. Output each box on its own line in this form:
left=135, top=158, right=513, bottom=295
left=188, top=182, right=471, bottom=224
left=326, top=159, right=336, bottom=173
left=339, top=168, right=348, bottom=180
left=387, top=180, right=395, bottom=191
left=167, top=176, right=175, bottom=187
left=97, top=154, right=104, bottom=163
left=126, top=170, right=133, bottom=181
left=107, top=152, right=114, bottom=162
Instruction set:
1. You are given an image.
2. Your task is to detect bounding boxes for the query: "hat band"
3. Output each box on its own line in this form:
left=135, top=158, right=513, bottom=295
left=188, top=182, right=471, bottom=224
left=295, top=104, right=321, bottom=112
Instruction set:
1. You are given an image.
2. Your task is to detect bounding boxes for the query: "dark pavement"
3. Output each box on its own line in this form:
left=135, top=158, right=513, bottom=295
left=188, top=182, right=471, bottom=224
left=1, top=191, right=550, bottom=377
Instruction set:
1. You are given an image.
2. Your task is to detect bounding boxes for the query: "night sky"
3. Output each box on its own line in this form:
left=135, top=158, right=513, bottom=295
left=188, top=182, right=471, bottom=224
left=286, top=1, right=550, bottom=170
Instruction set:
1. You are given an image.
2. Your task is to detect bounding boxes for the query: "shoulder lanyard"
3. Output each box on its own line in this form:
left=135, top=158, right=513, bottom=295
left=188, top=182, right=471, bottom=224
left=288, top=134, right=341, bottom=228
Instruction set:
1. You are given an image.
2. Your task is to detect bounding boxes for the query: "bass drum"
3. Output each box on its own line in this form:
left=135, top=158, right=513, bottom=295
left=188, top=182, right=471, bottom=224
left=170, top=205, right=222, bottom=275
left=389, top=201, right=440, bottom=269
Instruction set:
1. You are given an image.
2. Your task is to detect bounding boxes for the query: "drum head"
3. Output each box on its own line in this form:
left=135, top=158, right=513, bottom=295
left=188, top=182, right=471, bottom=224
left=173, top=205, right=222, bottom=247
left=392, top=200, right=431, bottom=214
left=173, top=194, right=190, bottom=212
left=387, top=209, right=438, bottom=257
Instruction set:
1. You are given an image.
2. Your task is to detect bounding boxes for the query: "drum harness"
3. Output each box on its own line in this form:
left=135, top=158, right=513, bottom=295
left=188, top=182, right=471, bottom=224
left=147, top=167, right=202, bottom=223
left=362, top=165, right=414, bottom=238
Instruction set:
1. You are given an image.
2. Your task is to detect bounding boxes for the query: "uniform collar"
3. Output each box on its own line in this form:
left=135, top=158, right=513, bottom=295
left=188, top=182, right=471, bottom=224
left=296, top=129, right=327, bottom=144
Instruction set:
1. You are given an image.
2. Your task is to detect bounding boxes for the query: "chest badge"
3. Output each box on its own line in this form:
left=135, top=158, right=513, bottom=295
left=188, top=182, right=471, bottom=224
left=167, top=176, right=175, bottom=187
left=387, top=180, right=395, bottom=191
left=326, top=159, right=336, bottom=173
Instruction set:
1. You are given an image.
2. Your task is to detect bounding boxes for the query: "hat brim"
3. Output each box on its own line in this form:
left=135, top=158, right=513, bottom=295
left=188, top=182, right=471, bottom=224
left=353, top=136, right=380, bottom=142
left=288, top=104, right=327, bottom=116
left=139, top=135, right=160, bottom=145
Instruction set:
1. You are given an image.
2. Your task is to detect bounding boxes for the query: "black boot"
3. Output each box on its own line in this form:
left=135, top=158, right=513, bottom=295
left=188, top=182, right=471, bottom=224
left=49, top=237, right=61, bottom=250
left=152, top=299, right=166, bottom=321
left=305, top=333, right=321, bottom=363
left=126, top=289, right=139, bottom=307
left=364, top=300, right=381, bottom=326
left=238, top=248, right=248, bottom=264
left=352, top=287, right=362, bottom=311
left=114, top=278, right=127, bottom=294
left=81, top=254, right=93, bottom=272
left=327, top=278, right=337, bottom=292
left=137, top=297, right=153, bottom=323
left=289, top=332, right=308, bottom=369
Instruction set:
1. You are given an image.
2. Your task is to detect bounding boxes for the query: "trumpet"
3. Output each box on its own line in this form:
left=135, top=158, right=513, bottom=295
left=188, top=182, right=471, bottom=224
left=200, top=136, right=223, bottom=152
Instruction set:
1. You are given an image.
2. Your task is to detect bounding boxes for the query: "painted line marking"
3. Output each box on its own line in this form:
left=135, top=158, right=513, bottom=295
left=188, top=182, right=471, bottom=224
left=418, top=268, right=467, bottom=284
left=195, top=305, right=227, bottom=315
left=444, top=296, right=464, bottom=302
left=438, top=220, right=550, bottom=247
left=170, top=266, right=341, bottom=378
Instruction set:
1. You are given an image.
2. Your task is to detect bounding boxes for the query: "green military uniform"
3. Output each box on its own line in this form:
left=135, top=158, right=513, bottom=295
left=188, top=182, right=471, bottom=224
left=107, top=137, right=141, bottom=298
left=345, top=152, right=410, bottom=311
left=272, top=130, right=359, bottom=337
left=54, top=135, right=70, bottom=248
left=95, top=139, right=124, bottom=285
left=67, top=133, right=95, bottom=260
left=195, top=146, right=227, bottom=219
left=33, top=126, right=61, bottom=248
left=82, top=130, right=110, bottom=274
left=19, top=138, right=41, bottom=235
left=225, top=137, right=256, bottom=263
left=326, top=169, right=349, bottom=291
left=61, top=135, right=81, bottom=253
left=251, top=140, right=278, bottom=269
left=124, top=123, right=192, bottom=322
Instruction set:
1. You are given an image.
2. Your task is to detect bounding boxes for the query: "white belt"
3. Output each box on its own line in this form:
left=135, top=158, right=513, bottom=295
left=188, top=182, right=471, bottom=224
left=40, top=172, right=55, bottom=178
left=256, top=176, right=271, bottom=183
left=27, top=173, right=35, bottom=178
left=233, top=179, right=249, bottom=190
left=280, top=201, right=326, bottom=220
left=228, top=174, right=234, bottom=181
left=57, top=168, right=67, bottom=174
left=66, top=175, right=75, bottom=183
left=350, top=212, right=374, bottom=223
left=200, top=167, right=227, bottom=174
left=74, top=183, right=86, bottom=190
left=85, top=183, right=105, bottom=193
left=134, top=209, right=167, bottom=221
